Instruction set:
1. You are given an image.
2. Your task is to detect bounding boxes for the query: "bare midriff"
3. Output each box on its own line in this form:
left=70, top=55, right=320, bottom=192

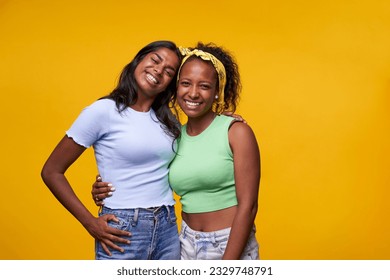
left=181, top=205, right=237, bottom=232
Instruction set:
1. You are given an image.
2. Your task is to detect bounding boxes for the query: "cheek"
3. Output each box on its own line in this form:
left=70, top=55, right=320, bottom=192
left=162, top=76, right=174, bottom=88
left=177, top=94, right=185, bottom=103
left=205, top=92, right=216, bottom=103
left=133, top=68, right=143, bottom=84
left=176, top=86, right=185, bottom=97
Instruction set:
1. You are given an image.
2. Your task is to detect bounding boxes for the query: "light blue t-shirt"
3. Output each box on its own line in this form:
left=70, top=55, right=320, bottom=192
left=66, top=99, right=176, bottom=209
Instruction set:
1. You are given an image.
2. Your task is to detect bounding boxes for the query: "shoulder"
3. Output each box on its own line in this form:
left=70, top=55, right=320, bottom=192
left=71, top=99, right=117, bottom=127
left=228, top=121, right=258, bottom=150
left=216, top=114, right=236, bottom=128
left=217, top=114, right=235, bottom=122
left=82, top=98, right=116, bottom=116
left=86, top=98, right=115, bottom=110
left=228, top=121, right=255, bottom=137
left=215, top=114, right=253, bottom=137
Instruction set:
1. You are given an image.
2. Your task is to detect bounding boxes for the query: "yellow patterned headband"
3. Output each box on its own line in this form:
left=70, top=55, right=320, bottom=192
left=177, top=47, right=226, bottom=107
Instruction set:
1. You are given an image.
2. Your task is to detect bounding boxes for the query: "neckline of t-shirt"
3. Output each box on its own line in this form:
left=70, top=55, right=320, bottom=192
left=182, top=115, right=221, bottom=141
left=126, top=106, right=152, bottom=116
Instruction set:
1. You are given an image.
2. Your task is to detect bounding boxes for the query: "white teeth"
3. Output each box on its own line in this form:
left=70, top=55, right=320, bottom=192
left=146, top=73, right=158, bottom=84
left=185, top=100, right=201, bottom=106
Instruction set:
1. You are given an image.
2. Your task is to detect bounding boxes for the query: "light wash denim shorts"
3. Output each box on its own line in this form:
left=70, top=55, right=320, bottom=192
left=95, top=205, right=180, bottom=260
left=179, top=220, right=259, bottom=260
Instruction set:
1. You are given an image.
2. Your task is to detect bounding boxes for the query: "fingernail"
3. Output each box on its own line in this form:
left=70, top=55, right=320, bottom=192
left=108, top=192, right=113, bottom=196
left=108, top=183, right=113, bottom=187
left=110, top=187, right=116, bottom=191
left=98, top=176, right=101, bottom=180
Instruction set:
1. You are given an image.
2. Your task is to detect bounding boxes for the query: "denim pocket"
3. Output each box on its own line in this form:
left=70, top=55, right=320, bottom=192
left=216, top=236, right=229, bottom=254
left=108, top=215, right=129, bottom=231
left=241, top=231, right=259, bottom=260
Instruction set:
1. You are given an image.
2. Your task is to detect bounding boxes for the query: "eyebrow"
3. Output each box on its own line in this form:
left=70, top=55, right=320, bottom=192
left=154, top=52, right=163, bottom=62
left=154, top=53, right=177, bottom=72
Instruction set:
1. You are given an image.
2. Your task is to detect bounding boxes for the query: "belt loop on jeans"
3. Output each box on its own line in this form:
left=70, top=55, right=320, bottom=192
left=181, top=221, right=187, bottom=238
left=152, top=206, right=162, bottom=213
left=133, top=208, right=139, bottom=224
left=212, top=231, right=217, bottom=244
left=165, top=205, right=171, bottom=222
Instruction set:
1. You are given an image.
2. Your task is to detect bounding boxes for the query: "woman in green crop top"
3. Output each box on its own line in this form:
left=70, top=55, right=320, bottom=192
left=92, top=42, right=261, bottom=260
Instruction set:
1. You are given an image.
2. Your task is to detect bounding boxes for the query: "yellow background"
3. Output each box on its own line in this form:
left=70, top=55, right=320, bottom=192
left=1, top=0, right=389, bottom=260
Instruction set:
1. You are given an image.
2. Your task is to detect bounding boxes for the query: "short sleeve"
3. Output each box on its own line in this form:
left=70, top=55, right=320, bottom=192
left=66, top=99, right=111, bottom=148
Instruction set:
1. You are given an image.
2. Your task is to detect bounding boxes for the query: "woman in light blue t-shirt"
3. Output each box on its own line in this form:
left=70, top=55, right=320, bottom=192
left=41, top=41, right=183, bottom=260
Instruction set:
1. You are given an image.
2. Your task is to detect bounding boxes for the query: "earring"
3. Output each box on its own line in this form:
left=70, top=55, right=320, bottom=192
left=215, top=95, right=219, bottom=99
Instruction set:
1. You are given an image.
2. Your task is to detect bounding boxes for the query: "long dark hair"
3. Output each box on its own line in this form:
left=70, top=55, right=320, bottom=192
left=102, top=41, right=182, bottom=139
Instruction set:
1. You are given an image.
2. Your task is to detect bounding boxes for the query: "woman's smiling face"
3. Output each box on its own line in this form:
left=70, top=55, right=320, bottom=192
left=134, top=47, right=179, bottom=99
left=177, top=58, right=218, bottom=119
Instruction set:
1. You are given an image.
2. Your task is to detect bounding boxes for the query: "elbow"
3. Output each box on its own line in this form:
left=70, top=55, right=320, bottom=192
left=250, top=202, right=258, bottom=220
left=238, top=200, right=258, bottom=222
left=41, top=161, right=55, bottom=186
left=41, top=165, right=49, bottom=184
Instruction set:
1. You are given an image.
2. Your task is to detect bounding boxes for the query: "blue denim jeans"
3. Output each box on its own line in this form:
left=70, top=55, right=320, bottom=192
left=95, top=205, right=180, bottom=260
left=180, top=220, right=259, bottom=260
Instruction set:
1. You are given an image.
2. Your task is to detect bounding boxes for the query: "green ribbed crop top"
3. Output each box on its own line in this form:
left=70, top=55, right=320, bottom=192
left=168, top=115, right=238, bottom=213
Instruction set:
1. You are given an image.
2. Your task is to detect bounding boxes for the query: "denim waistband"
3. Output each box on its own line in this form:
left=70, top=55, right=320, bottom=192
left=101, top=205, right=174, bottom=223
left=180, top=220, right=231, bottom=242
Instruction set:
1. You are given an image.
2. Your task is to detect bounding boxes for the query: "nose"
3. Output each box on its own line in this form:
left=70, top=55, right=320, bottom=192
left=188, top=86, right=199, bottom=99
left=154, top=65, right=163, bottom=76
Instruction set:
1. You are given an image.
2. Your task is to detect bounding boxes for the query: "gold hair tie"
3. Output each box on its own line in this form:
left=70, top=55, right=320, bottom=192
left=177, top=47, right=226, bottom=108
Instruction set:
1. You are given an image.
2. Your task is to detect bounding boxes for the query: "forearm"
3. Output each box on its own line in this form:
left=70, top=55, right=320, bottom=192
left=222, top=203, right=257, bottom=260
left=42, top=171, right=96, bottom=230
